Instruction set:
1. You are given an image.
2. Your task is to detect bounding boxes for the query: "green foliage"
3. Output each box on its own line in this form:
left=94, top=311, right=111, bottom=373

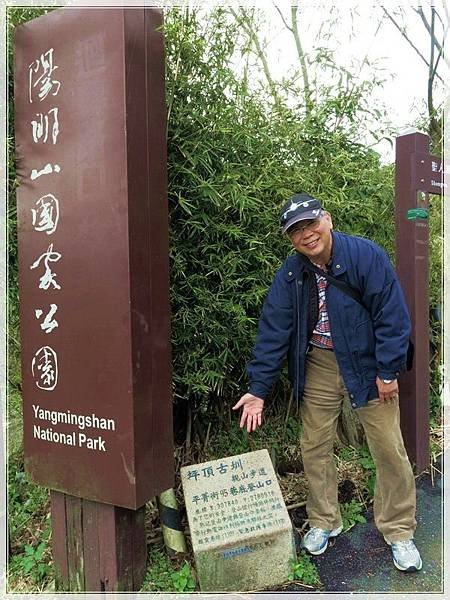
left=428, top=193, right=443, bottom=308
left=208, top=420, right=252, bottom=457
left=170, top=562, right=196, bottom=592
left=428, top=191, right=443, bottom=420
left=288, top=552, right=321, bottom=586
left=7, top=456, right=53, bottom=591
left=165, top=7, right=402, bottom=414
left=357, top=445, right=376, bottom=499
left=357, top=445, right=375, bottom=471
left=140, top=549, right=196, bottom=592
left=206, top=410, right=302, bottom=465
left=335, top=444, right=376, bottom=501
left=8, top=374, right=23, bottom=457
left=9, top=542, right=52, bottom=584
left=430, top=434, right=441, bottom=459
left=140, top=548, right=176, bottom=592
left=283, top=415, right=302, bottom=444
left=8, top=464, right=51, bottom=549
left=341, top=499, right=367, bottom=531
left=166, top=8, right=289, bottom=408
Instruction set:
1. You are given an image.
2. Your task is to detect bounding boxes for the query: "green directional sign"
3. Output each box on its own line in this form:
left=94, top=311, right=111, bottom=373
left=407, top=208, right=429, bottom=220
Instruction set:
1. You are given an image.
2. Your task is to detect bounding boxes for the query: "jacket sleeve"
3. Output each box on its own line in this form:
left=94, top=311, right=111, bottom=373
left=247, top=266, right=294, bottom=400
left=362, top=248, right=411, bottom=379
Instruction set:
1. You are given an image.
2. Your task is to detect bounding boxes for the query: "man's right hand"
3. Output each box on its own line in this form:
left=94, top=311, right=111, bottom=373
left=232, top=393, right=264, bottom=433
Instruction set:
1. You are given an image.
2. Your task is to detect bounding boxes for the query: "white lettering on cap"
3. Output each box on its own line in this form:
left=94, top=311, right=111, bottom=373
left=283, top=199, right=311, bottom=219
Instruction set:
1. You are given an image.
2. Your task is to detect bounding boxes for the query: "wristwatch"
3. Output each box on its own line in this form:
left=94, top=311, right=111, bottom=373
left=383, top=379, right=393, bottom=384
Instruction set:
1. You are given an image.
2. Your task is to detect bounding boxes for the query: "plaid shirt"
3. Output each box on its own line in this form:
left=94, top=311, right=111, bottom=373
left=310, top=266, right=333, bottom=349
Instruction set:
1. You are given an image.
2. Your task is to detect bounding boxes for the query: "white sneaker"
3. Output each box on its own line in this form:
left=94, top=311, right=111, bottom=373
left=301, top=525, right=343, bottom=555
left=385, top=538, right=423, bottom=571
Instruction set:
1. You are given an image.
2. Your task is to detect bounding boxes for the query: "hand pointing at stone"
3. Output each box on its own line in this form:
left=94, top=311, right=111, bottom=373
left=232, top=393, right=264, bottom=433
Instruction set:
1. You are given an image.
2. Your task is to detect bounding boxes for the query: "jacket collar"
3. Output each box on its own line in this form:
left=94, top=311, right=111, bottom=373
left=328, top=231, right=347, bottom=276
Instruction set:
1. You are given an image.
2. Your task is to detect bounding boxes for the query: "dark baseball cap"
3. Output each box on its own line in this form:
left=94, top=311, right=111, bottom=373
left=280, top=193, right=324, bottom=234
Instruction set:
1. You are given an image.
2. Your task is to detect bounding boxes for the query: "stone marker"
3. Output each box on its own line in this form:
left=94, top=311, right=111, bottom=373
left=181, top=449, right=296, bottom=592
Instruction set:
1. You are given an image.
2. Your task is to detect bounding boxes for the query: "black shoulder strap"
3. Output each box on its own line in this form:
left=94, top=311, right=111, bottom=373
left=296, top=252, right=365, bottom=308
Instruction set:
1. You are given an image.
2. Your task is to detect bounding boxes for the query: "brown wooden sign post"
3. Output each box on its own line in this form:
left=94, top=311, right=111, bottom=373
left=14, top=8, right=172, bottom=591
left=395, top=130, right=446, bottom=474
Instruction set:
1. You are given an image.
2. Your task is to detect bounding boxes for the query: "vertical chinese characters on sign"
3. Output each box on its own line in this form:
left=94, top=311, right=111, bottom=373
left=31, top=346, right=58, bottom=390
left=31, top=108, right=60, bottom=144
left=29, top=48, right=61, bottom=103
left=31, top=193, right=60, bottom=234
left=28, top=49, right=62, bottom=393
left=30, top=243, right=62, bottom=290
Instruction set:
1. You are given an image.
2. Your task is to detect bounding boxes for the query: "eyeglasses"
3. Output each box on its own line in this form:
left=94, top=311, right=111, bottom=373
left=287, top=218, right=322, bottom=237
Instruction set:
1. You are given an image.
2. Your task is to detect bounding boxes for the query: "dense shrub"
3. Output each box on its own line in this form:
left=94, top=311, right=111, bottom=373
left=165, top=9, right=402, bottom=413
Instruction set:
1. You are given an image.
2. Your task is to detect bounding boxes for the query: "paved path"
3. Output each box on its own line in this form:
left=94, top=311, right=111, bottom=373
left=289, top=455, right=443, bottom=593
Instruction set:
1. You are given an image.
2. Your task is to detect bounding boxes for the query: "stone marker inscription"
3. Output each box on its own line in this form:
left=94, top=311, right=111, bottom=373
left=181, top=449, right=296, bottom=592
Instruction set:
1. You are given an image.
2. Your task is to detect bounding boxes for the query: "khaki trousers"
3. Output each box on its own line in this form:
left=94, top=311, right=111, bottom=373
left=299, top=346, right=417, bottom=543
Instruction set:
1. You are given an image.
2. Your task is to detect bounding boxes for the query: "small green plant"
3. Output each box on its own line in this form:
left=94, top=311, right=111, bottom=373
left=9, top=542, right=51, bottom=584
left=8, top=467, right=51, bottom=546
left=141, top=551, right=196, bottom=593
left=341, top=499, right=367, bottom=532
left=170, top=562, right=196, bottom=592
left=335, top=445, right=357, bottom=462
left=288, top=552, right=320, bottom=586
left=358, top=445, right=375, bottom=470
left=357, top=446, right=376, bottom=499
left=209, top=420, right=251, bottom=458
left=141, top=548, right=178, bottom=592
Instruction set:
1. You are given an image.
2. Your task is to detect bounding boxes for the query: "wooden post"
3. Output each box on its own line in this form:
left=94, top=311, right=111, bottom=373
left=14, top=8, right=171, bottom=590
left=394, top=130, right=445, bottom=473
left=50, top=491, right=147, bottom=591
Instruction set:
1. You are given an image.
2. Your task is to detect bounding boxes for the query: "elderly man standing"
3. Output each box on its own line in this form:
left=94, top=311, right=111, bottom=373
left=232, top=192, right=422, bottom=572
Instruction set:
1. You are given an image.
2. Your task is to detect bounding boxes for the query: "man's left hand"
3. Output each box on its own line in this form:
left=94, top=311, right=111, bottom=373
left=376, top=377, right=399, bottom=403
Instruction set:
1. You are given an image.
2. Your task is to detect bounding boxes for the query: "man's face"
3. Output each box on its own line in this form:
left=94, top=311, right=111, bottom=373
left=286, top=212, right=333, bottom=265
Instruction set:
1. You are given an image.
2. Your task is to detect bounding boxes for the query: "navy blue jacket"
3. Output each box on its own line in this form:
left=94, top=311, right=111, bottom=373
left=247, top=231, right=411, bottom=408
